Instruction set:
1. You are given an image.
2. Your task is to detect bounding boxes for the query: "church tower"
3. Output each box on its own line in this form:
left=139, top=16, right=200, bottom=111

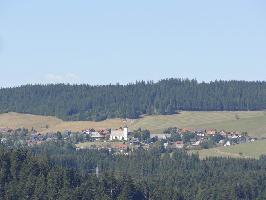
left=123, top=127, right=128, bottom=141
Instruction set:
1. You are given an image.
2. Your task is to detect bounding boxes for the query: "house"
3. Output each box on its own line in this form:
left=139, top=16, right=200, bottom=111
left=181, top=128, right=195, bottom=133
left=129, top=138, right=140, bottom=145
left=175, top=141, right=184, bottom=149
left=83, top=129, right=95, bottom=135
left=195, top=129, right=205, bottom=133
left=192, top=140, right=201, bottom=146
left=231, top=135, right=239, bottom=139
left=219, top=130, right=228, bottom=137
left=110, top=127, right=128, bottom=141
left=219, top=139, right=225, bottom=144
left=195, top=129, right=206, bottom=137
left=90, top=131, right=105, bottom=140
left=207, top=129, right=217, bottom=135
left=99, top=129, right=110, bottom=136
left=150, top=134, right=171, bottom=140
left=163, top=142, right=169, bottom=149
left=196, top=132, right=205, bottom=137
left=0, top=138, right=7, bottom=144
left=224, top=141, right=231, bottom=146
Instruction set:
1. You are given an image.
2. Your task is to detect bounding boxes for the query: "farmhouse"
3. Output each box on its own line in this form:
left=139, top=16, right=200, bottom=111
left=175, top=141, right=184, bottom=149
left=196, top=129, right=206, bottom=137
left=181, top=128, right=195, bottom=133
left=90, top=131, right=105, bottom=140
left=150, top=133, right=171, bottom=140
left=219, top=130, right=228, bottom=137
left=83, top=129, right=106, bottom=140
left=207, top=129, right=217, bottom=135
left=83, top=129, right=92, bottom=134
left=224, top=141, right=231, bottom=146
left=110, top=127, right=128, bottom=141
left=192, top=140, right=201, bottom=146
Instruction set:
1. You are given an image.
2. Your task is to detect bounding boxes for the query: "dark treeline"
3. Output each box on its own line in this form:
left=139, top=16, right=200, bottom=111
left=0, top=147, right=146, bottom=200
left=1, top=79, right=266, bottom=121
left=30, top=142, right=266, bottom=200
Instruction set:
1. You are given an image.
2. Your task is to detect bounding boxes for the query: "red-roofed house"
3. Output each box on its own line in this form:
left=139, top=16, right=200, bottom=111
left=207, top=129, right=217, bottom=135
left=175, top=141, right=184, bottom=149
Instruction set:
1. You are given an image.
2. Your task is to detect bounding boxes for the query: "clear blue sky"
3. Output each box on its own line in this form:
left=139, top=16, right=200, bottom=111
left=0, top=0, right=265, bottom=87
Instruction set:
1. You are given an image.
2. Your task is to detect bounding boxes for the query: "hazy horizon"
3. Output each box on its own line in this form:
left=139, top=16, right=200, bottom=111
left=1, top=77, right=266, bottom=89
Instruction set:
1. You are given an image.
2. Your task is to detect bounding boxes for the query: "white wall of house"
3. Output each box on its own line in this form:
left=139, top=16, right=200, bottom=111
left=110, top=127, right=128, bottom=141
left=123, top=127, right=128, bottom=141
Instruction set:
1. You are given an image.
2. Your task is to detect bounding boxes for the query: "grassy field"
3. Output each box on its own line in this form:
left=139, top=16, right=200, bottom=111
left=0, top=112, right=124, bottom=133
left=0, top=112, right=63, bottom=132
left=130, top=111, right=266, bottom=137
left=191, top=140, right=266, bottom=159
left=0, top=111, right=266, bottom=137
left=76, top=141, right=124, bottom=149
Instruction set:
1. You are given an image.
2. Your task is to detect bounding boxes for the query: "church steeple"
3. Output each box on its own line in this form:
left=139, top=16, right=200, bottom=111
left=123, top=127, right=128, bottom=141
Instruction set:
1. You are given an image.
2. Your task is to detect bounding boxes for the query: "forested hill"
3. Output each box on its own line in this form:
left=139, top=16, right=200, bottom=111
left=0, top=79, right=266, bottom=121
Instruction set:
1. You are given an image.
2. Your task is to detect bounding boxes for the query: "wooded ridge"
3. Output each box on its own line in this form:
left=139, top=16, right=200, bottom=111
left=0, top=79, right=266, bottom=121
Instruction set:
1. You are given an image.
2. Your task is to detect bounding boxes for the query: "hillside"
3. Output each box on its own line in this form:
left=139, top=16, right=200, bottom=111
left=1, top=79, right=266, bottom=121
left=0, top=112, right=124, bottom=133
left=192, top=140, right=266, bottom=159
left=1, top=111, right=266, bottom=137
left=131, top=111, right=266, bottom=137
left=0, top=112, right=62, bottom=132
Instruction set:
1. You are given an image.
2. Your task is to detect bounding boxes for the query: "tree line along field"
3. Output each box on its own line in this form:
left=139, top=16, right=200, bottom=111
left=1, top=111, right=266, bottom=138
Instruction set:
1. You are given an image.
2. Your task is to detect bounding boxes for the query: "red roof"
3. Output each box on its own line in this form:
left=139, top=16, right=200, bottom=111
left=181, top=128, right=195, bottom=132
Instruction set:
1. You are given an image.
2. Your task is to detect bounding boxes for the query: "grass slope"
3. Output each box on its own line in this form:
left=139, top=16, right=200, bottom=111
left=76, top=141, right=124, bottom=149
left=0, top=111, right=266, bottom=137
left=0, top=112, right=62, bottom=132
left=192, top=140, right=266, bottom=159
left=0, top=112, right=124, bottom=133
left=130, top=111, right=266, bottom=137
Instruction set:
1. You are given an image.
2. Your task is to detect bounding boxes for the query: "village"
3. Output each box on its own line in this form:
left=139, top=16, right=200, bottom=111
left=76, top=126, right=257, bottom=153
left=0, top=125, right=257, bottom=154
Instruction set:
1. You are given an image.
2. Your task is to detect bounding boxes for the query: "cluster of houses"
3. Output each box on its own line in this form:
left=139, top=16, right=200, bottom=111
left=83, top=127, right=129, bottom=141
left=0, top=127, right=13, bottom=134
left=81, top=126, right=257, bottom=153
left=0, top=128, right=85, bottom=147
left=195, top=128, right=254, bottom=145
left=162, top=127, right=256, bottom=150
left=26, top=132, right=58, bottom=146
left=0, top=129, right=58, bottom=147
left=0, top=126, right=257, bottom=154
left=0, top=126, right=133, bottom=152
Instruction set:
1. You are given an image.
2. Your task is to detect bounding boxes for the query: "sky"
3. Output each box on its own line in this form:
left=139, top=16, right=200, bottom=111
left=0, top=0, right=265, bottom=87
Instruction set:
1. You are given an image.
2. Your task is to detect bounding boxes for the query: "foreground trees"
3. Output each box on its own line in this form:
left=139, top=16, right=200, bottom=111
left=28, top=143, right=266, bottom=199
left=0, top=147, right=144, bottom=200
left=2, top=143, right=266, bottom=199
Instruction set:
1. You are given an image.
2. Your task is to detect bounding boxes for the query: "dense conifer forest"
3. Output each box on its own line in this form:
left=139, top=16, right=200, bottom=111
left=0, top=146, right=146, bottom=200
left=0, top=79, right=266, bottom=121
left=3, top=142, right=264, bottom=200
left=2, top=143, right=266, bottom=199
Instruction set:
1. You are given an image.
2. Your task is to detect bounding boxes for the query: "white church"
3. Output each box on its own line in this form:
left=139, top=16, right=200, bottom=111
left=110, top=127, right=128, bottom=141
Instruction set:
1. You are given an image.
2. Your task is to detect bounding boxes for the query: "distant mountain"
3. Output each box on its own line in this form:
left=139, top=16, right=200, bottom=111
left=0, top=79, right=266, bottom=121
